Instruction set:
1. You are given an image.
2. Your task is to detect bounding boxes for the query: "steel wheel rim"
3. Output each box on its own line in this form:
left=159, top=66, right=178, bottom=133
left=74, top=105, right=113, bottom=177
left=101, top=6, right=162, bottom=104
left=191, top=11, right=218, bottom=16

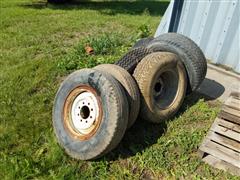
left=63, top=85, right=102, bottom=141
left=153, top=68, right=179, bottom=109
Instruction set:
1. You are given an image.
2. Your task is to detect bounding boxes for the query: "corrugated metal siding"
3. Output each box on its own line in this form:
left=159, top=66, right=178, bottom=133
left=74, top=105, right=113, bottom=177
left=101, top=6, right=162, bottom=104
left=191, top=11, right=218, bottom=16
left=155, top=0, right=240, bottom=73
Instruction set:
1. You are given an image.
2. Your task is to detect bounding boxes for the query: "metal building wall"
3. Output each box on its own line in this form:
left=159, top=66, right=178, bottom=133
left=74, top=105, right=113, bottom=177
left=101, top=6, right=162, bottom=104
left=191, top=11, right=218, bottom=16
left=155, top=0, right=240, bottom=73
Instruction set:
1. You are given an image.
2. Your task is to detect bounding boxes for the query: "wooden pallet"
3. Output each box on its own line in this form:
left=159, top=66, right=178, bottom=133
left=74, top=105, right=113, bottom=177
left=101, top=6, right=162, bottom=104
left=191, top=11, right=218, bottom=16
left=199, top=92, right=240, bottom=176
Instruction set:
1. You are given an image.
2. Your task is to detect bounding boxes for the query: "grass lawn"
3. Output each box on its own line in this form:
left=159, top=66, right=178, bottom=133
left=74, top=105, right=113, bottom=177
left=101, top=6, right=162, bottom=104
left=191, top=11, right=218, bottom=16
left=0, top=0, right=238, bottom=179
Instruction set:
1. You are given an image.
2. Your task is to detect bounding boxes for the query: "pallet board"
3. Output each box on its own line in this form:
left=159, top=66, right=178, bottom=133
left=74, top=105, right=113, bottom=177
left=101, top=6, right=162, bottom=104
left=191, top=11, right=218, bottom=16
left=199, top=92, right=240, bottom=176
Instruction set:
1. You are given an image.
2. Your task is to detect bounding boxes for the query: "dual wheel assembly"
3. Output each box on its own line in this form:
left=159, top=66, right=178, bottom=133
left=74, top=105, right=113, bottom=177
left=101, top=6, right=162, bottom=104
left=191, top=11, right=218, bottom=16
left=53, top=33, right=207, bottom=160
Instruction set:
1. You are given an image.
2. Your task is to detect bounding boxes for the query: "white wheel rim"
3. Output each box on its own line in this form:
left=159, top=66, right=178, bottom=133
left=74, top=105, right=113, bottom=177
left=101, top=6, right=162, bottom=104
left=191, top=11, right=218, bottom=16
left=71, top=92, right=99, bottom=134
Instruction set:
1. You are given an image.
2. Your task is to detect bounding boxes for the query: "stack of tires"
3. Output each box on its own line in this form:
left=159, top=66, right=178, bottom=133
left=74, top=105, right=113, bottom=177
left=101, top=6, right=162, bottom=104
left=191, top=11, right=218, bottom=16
left=53, top=33, right=207, bottom=160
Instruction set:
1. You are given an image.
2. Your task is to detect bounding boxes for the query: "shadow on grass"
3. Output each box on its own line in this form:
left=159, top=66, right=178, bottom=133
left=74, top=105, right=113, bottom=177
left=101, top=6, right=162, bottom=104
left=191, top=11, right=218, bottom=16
left=19, top=0, right=169, bottom=16
left=102, top=90, right=217, bottom=161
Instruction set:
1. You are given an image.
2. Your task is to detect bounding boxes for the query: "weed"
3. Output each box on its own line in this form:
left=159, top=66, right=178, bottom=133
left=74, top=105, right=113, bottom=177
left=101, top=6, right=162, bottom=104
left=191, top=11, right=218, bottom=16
left=86, top=33, right=123, bottom=55
left=57, top=33, right=125, bottom=71
left=137, top=24, right=151, bottom=38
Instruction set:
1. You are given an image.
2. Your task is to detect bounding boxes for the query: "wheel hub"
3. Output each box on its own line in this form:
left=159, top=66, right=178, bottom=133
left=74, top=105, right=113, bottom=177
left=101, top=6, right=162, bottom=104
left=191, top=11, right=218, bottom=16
left=153, top=69, right=179, bottom=109
left=71, top=92, right=99, bottom=134
left=153, top=78, right=164, bottom=97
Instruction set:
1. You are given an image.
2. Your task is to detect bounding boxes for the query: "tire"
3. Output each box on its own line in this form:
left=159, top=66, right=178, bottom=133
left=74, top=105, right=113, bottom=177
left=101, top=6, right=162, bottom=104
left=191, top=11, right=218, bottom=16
left=133, top=52, right=187, bottom=123
left=147, top=33, right=207, bottom=93
left=94, top=64, right=140, bottom=128
left=53, top=68, right=129, bottom=160
left=115, top=47, right=153, bottom=74
left=132, top=37, right=154, bottom=49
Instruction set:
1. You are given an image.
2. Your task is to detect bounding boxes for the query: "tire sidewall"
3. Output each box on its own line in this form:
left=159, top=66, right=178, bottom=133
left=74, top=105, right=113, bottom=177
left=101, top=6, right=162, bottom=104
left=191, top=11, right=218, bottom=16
left=94, top=64, right=140, bottom=128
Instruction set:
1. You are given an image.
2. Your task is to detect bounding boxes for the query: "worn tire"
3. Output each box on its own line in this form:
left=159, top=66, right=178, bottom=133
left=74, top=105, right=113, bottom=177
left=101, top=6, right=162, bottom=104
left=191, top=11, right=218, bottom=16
left=115, top=47, right=153, bottom=74
left=53, top=68, right=129, bottom=160
left=147, top=33, right=207, bottom=92
left=133, top=37, right=154, bottom=49
left=94, top=64, right=140, bottom=128
left=133, top=52, right=187, bottom=123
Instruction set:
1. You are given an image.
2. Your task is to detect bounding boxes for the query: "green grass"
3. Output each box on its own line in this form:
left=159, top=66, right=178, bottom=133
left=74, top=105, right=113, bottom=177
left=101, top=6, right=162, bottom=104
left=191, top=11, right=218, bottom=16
left=0, top=0, right=238, bottom=179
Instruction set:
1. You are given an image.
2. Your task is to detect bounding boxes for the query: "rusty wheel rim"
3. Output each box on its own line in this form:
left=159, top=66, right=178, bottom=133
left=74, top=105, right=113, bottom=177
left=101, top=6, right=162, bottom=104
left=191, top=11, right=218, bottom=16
left=63, top=85, right=103, bottom=141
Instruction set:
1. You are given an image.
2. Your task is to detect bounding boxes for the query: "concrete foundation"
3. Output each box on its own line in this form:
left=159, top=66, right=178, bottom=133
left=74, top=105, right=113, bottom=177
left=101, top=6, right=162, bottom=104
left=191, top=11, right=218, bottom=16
left=197, top=64, right=240, bottom=102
